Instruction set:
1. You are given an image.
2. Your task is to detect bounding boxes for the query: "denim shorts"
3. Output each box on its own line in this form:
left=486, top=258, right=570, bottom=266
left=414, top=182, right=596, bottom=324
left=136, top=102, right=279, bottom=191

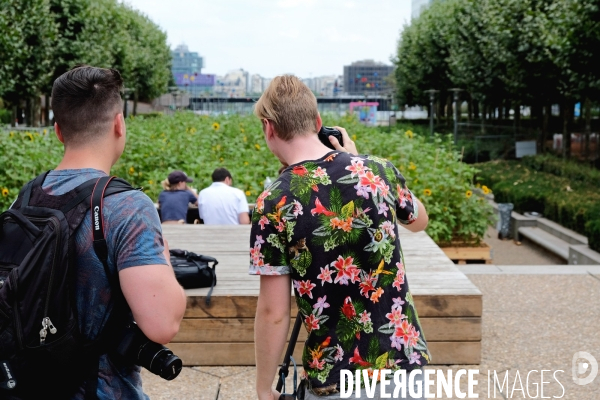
left=301, top=370, right=425, bottom=400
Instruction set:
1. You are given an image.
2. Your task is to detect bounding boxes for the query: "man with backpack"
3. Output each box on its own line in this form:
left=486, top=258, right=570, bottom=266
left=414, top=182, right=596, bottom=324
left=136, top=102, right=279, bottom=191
left=0, top=66, right=186, bottom=399
left=250, top=76, right=430, bottom=399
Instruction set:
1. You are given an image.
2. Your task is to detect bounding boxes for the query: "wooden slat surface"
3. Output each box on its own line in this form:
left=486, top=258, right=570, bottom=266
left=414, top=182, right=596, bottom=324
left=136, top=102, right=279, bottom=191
left=183, top=294, right=482, bottom=318
left=162, top=224, right=482, bottom=365
left=162, top=225, right=482, bottom=298
left=169, top=341, right=481, bottom=366
left=172, top=317, right=481, bottom=343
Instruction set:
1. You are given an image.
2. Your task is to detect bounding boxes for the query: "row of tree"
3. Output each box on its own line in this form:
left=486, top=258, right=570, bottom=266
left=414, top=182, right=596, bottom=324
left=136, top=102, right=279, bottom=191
left=0, top=0, right=172, bottom=126
left=394, top=0, right=600, bottom=158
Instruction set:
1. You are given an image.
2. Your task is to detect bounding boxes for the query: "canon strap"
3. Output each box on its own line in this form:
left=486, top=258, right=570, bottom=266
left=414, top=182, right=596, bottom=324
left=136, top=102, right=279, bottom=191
left=91, top=176, right=115, bottom=269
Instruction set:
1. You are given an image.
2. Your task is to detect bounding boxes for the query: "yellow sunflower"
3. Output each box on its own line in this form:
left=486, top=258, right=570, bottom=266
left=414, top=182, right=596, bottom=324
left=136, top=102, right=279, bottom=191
left=254, top=143, right=261, bottom=150
left=26, top=132, right=34, bottom=141
left=405, top=130, right=414, bottom=139
left=409, top=162, right=417, bottom=171
left=423, top=189, right=432, bottom=196
left=148, top=180, right=154, bottom=185
left=245, top=190, right=251, bottom=196
left=482, top=185, right=491, bottom=195
left=212, top=122, right=220, bottom=131
left=465, top=190, right=473, bottom=198
left=1, top=188, right=9, bottom=197
left=129, top=166, right=135, bottom=175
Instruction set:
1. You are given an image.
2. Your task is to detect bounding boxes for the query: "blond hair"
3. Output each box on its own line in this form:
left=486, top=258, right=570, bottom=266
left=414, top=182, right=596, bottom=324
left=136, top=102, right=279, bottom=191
left=161, top=179, right=172, bottom=191
left=254, top=75, right=319, bottom=141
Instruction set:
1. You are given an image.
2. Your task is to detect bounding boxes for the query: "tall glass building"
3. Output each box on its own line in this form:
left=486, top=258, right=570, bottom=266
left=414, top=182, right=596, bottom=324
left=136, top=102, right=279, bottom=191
left=171, top=44, right=214, bottom=94
left=172, top=44, right=203, bottom=76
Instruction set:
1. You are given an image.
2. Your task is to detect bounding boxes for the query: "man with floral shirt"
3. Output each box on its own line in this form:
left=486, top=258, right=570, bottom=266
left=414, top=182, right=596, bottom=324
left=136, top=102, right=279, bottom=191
left=250, top=75, right=430, bottom=400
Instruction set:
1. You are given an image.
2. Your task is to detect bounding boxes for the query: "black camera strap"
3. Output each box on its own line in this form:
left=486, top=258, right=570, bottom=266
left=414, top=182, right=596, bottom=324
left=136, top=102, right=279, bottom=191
left=85, top=176, right=135, bottom=400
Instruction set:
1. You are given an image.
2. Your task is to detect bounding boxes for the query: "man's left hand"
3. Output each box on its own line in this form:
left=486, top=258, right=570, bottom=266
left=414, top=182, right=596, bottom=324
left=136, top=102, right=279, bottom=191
left=329, top=126, right=358, bottom=155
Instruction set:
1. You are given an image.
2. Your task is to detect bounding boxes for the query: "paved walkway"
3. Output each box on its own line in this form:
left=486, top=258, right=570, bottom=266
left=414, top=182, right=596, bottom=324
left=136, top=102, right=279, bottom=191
left=482, top=226, right=566, bottom=265
left=142, top=229, right=599, bottom=399
left=142, top=273, right=600, bottom=399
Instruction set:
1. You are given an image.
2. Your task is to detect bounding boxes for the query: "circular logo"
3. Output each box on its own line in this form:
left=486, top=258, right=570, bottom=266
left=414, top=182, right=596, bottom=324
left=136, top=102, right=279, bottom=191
left=7, top=380, right=16, bottom=389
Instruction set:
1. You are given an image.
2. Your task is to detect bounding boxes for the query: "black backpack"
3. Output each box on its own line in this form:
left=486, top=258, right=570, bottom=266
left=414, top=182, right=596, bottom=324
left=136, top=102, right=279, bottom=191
left=0, top=172, right=135, bottom=399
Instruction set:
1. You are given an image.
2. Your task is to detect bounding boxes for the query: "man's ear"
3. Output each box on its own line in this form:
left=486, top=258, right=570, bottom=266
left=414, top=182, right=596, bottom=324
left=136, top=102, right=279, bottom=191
left=54, top=122, right=65, bottom=144
left=114, top=113, right=125, bottom=138
left=316, top=113, right=323, bottom=133
left=265, top=119, right=277, bottom=140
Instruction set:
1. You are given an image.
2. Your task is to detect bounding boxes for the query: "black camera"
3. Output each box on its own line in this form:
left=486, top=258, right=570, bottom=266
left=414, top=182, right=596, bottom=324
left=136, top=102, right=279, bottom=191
left=318, top=126, right=344, bottom=150
left=115, top=322, right=182, bottom=381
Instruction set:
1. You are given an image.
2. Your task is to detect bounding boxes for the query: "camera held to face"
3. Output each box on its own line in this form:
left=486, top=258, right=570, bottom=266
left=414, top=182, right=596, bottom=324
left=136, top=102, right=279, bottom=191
left=115, top=322, right=183, bottom=381
left=318, top=126, right=344, bottom=150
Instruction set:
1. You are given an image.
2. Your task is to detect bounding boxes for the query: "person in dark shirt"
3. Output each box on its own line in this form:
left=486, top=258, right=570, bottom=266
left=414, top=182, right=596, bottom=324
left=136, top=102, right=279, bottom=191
left=250, top=75, right=430, bottom=400
left=158, top=170, right=198, bottom=224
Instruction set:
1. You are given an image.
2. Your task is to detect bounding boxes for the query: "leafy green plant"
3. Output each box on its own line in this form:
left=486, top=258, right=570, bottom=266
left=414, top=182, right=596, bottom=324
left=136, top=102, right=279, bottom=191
left=521, top=154, right=600, bottom=185
left=0, top=113, right=494, bottom=245
left=476, top=160, right=600, bottom=252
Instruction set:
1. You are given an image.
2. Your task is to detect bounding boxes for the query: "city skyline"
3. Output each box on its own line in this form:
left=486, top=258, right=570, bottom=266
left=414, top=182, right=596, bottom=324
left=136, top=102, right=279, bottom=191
left=123, top=0, right=412, bottom=78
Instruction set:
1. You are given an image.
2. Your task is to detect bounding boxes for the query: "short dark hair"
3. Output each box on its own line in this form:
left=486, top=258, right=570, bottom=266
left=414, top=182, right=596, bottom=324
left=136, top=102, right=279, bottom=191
left=212, top=168, right=232, bottom=182
left=51, top=65, right=123, bottom=147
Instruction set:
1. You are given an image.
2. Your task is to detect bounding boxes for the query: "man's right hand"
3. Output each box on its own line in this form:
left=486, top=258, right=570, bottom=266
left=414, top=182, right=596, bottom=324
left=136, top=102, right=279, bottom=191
left=329, top=126, right=358, bottom=155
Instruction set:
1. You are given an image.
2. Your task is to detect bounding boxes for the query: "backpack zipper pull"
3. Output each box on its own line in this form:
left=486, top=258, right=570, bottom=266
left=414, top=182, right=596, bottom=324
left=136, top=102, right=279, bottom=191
left=46, top=317, right=57, bottom=335
left=40, top=319, right=48, bottom=345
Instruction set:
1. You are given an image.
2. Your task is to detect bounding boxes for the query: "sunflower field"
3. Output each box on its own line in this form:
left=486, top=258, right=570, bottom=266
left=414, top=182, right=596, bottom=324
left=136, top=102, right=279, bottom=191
left=0, top=112, right=494, bottom=245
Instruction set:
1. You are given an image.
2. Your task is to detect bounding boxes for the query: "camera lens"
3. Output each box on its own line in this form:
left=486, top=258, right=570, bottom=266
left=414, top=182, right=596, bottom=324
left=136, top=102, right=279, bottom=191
left=137, top=342, right=183, bottom=380
left=159, top=353, right=183, bottom=381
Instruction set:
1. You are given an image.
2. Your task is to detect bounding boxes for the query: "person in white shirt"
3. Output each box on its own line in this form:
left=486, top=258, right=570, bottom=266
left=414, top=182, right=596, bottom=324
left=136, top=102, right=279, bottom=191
left=198, top=168, right=250, bottom=225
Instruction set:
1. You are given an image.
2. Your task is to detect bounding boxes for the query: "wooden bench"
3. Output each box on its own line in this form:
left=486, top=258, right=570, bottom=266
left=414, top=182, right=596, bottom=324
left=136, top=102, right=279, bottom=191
left=162, top=225, right=482, bottom=366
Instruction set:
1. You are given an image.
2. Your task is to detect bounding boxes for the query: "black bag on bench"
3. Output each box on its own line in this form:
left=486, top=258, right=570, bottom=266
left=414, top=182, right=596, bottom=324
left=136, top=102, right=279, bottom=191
left=169, top=249, right=218, bottom=305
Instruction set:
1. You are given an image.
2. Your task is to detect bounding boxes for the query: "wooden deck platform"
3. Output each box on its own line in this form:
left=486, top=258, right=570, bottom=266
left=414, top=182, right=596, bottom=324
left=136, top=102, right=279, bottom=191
left=162, top=225, right=482, bottom=366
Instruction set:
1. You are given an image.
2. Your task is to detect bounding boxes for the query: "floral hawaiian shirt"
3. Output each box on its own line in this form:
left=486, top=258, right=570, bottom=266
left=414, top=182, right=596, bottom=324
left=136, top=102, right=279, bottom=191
left=249, top=151, right=431, bottom=391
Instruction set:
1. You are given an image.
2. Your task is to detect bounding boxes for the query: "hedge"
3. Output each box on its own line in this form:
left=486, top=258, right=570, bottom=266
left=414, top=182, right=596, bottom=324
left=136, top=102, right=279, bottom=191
left=521, top=154, right=600, bottom=185
left=476, top=160, right=600, bottom=252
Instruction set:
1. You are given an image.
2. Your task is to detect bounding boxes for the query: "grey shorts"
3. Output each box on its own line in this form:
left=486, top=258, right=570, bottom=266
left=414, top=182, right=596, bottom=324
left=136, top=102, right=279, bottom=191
left=301, top=370, right=425, bottom=400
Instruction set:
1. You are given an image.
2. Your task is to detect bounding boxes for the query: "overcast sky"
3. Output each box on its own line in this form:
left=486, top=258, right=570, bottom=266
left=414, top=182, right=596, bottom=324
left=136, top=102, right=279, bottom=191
left=123, top=0, right=412, bottom=78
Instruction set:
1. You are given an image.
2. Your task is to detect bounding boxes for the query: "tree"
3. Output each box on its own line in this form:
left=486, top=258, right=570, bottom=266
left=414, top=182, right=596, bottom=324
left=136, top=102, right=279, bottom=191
left=116, top=5, right=171, bottom=114
left=0, top=0, right=56, bottom=126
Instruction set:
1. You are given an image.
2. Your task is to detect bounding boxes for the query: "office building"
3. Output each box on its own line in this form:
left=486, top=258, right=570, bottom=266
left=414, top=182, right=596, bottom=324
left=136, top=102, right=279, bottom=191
left=171, top=44, right=214, bottom=94
left=343, top=60, right=393, bottom=95
left=213, top=69, right=250, bottom=97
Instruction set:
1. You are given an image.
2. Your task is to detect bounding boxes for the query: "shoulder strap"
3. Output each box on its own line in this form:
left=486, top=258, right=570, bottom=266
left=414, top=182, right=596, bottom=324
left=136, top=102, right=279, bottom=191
left=91, top=176, right=116, bottom=279
left=276, top=313, right=303, bottom=394
left=19, top=171, right=51, bottom=208
left=85, top=176, right=134, bottom=400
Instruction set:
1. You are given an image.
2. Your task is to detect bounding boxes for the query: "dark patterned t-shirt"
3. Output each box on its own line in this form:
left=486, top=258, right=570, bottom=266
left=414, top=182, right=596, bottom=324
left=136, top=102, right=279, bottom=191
left=248, top=151, right=431, bottom=390
left=42, top=169, right=166, bottom=400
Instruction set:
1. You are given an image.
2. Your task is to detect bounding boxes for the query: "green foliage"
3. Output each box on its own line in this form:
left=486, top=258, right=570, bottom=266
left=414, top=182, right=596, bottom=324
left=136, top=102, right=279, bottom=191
left=0, top=108, right=11, bottom=125
left=521, top=154, right=600, bottom=184
left=476, top=160, right=600, bottom=252
left=0, top=0, right=171, bottom=108
left=0, top=0, right=57, bottom=103
left=395, top=0, right=600, bottom=111
left=0, top=113, right=494, bottom=245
